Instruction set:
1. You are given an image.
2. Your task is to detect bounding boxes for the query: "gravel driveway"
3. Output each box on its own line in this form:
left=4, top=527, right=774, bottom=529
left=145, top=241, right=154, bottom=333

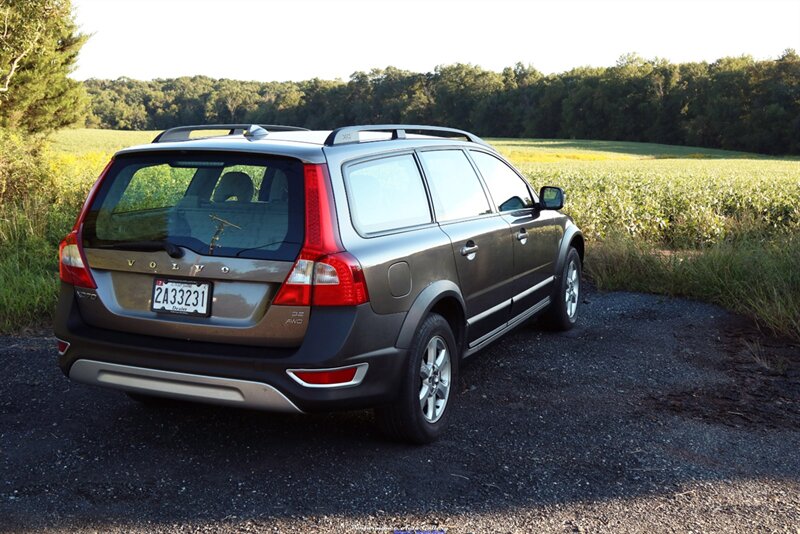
left=1, top=287, right=798, bottom=533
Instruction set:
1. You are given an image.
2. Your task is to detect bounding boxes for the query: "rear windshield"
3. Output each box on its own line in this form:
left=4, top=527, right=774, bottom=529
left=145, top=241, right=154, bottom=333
left=82, top=152, right=304, bottom=261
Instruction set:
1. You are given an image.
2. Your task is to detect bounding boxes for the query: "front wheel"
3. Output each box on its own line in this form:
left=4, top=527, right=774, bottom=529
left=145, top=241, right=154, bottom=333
left=375, top=313, right=458, bottom=444
left=541, top=247, right=582, bottom=331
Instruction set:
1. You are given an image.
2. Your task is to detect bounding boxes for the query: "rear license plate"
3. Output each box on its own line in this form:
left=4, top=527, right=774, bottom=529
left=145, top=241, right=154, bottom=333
left=151, top=279, right=212, bottom=316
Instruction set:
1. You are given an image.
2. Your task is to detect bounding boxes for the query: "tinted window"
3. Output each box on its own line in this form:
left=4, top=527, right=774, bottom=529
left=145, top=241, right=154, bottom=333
left=211, top=165, right=267, bottom=202
left=112, top=164, right=195, bottom=212
left=83, top=152, right=304, bottom=261
left=345, top=154, right=431, bottom=234
left=419, top=150, right=491, bottom=222
left=471, top=151, right=533, bottom=212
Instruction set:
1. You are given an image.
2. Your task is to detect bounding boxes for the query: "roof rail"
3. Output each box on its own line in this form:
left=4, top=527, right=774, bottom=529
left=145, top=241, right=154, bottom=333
left=323, top=124, right=490, bottom=147
left=152, top=124, right=309, bottom=143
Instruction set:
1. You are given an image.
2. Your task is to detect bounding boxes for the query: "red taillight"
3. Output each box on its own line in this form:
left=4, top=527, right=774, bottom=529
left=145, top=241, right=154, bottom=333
left=58, top=159, right=113, bottom=289
left=56, top=339, right=70, bottom=356
left=311, top=252, right=369, bottom=306
left=59, top=230, right=96, bottom=289
left=302, top=163, right=340, bottom=255
left=272, top=255, right=315, bottom=306
left=273, top=164, right=369, bottom=307
left=287, top=363, right=367, bottom=386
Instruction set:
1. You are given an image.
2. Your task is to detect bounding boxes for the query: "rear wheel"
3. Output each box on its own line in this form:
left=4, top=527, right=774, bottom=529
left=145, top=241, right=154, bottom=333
left=541, top=246, right=582, bottom=331
left=375, top=313, right=458, bottom=444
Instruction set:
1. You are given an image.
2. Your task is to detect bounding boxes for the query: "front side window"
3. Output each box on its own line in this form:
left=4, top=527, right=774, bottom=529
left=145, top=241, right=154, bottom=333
left=470, top=151, right=533, bottom=212
left=345, top=154, right=432, bottom=234
left=83, top=152, right=304, bottom=260
left=418, top=150, right=492, bottom=222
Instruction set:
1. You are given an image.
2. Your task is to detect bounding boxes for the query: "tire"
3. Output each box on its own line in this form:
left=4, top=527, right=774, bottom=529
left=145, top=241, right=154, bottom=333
left=541, top=246, right=582, bottom=331
left=375, top=313, right=458, bottom=444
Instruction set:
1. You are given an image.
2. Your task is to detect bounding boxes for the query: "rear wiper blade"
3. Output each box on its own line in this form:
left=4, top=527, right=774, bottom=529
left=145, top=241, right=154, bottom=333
left=96, top=240, right=185, bottom=259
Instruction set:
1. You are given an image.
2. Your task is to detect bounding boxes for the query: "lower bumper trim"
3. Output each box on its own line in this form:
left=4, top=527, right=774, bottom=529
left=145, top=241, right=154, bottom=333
left=69, top=359, right=303, bottom=413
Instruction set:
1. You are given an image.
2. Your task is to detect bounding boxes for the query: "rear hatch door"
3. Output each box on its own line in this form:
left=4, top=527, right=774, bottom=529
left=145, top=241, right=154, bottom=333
left=79, top=150, right=309, bottom=347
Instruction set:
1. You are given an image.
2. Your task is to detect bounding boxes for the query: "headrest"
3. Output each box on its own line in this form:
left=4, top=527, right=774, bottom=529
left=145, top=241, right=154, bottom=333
left=213, top=172, right=254, bottom=202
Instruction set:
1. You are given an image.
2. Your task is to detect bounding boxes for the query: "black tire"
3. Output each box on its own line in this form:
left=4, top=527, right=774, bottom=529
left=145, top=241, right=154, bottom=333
left=375, top=313, right=458, bottom=444
left=541, top=247, right=582, bottom=331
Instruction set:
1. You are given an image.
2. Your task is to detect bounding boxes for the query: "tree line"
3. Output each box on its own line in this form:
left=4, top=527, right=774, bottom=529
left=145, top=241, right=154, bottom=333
left=1, top=2, right=798, bottom=155
left=84, top=52, right=800, bottom=155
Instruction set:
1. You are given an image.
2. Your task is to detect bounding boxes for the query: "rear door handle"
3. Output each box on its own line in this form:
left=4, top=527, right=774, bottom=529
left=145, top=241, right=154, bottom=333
left=460, top=242, right=479, bottom=258
left=516, top=228, right=528, bottom=244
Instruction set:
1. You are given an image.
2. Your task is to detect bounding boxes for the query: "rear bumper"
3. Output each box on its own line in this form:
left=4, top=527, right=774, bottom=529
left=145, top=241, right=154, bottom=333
left=55, top=284, right=408, bottom=412
left=69, top=359, right=304, bottom=412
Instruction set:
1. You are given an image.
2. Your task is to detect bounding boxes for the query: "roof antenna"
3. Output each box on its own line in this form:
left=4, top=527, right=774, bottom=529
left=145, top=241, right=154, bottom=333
left=243, top=124, right=269, bottom=140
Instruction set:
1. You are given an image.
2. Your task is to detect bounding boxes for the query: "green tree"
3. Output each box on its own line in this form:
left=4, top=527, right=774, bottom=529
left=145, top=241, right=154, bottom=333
left=294, top=78, right=345, bottom=129
left=0, top=0, right=87, bottom=131
left=473, top=63, right=542, bottom=136
left=747, top=49, right=800, bottom=154
left=430, top=63, right=503, bottom=132
left=205, top=79, right=261, bottom=123
left=559, top=66, right=605, bottom=139
left=704, top=55, right=755, bottom=150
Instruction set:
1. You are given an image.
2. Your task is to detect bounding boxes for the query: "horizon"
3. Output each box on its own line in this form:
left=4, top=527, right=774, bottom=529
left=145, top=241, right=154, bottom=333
left=74, top=50, right=799, bottom=83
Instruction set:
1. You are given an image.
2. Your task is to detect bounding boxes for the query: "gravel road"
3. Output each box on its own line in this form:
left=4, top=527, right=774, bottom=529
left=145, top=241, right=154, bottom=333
left=1, top=287, right=798, bottom=533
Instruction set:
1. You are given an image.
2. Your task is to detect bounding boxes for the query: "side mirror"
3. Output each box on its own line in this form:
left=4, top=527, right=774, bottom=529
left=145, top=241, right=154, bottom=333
left=539, top=186, right=564, bottom=210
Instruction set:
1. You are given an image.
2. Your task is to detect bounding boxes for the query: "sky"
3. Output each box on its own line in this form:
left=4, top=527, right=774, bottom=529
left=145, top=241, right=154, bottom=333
left=71, top=0, right=800, bottom=82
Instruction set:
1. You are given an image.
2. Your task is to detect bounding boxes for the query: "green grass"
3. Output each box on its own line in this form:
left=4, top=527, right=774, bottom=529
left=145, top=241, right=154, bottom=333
left=1, top=129, right=799, bottom=340
left=50, top=128, right=158, bottom=155
left=489, top=137, right=791, bottom=161
left=0, top=237, right=58, bottom=332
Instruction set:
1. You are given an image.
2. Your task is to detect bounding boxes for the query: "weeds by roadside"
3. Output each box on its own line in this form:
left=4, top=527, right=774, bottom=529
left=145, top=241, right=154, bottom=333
left=0, top=132, right=104, bottom=333
left=586, top=232, right=800, bottom=341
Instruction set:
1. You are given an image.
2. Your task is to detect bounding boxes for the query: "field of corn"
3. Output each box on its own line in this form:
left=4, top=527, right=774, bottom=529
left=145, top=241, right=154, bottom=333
left=1, top=129, right=798, bottom=340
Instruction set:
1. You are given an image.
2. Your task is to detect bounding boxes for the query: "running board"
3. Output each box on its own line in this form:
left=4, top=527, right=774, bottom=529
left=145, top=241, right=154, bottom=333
left=464, top=296, right=551, bottom=358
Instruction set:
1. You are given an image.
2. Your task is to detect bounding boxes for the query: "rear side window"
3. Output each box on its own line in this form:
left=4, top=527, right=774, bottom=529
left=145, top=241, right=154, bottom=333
left=418, top=150, right=492, bottom=222
left=470, top=151, right=533, bottom=212
left=344, top=154, right=432, bottom=234
left=83, top=152, right=304, bottom=261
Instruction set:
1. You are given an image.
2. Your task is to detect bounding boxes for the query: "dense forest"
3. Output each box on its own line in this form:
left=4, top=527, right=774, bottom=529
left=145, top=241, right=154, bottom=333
left=83, top=52, right=800, bottom=155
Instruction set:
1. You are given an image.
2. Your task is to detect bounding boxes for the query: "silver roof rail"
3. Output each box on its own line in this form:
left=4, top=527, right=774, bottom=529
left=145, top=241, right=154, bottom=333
left=152, top=124, right=309, bottom=143
left=324, top=124, right=491, bottom=147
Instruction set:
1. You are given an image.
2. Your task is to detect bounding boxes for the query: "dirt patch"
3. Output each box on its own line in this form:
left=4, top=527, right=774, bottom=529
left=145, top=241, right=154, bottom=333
left=650, top=316, right=800, bottom=430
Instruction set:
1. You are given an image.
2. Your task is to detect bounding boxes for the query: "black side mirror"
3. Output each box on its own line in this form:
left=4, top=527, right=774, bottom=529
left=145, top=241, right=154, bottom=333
left=539, top=186, right=564, bottom=210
